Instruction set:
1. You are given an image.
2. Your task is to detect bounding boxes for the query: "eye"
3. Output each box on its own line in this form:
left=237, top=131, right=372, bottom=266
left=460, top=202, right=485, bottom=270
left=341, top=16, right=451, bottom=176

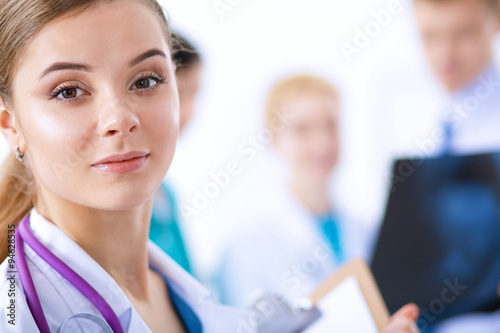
left=133, top=78, right=157, bottom=90
left=130, top=73, right=167, bottom=91
left=60, top=88, right=78, bottom=98
left=50, top=84, right=86, bottom=101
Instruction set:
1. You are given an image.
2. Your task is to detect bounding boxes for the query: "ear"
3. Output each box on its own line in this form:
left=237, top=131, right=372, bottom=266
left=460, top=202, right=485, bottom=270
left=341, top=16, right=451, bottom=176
left=0, top=96, right=24, bottom=151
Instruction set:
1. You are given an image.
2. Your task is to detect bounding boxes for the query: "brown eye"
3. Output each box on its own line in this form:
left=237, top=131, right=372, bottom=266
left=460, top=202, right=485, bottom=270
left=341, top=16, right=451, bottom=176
left=61, top=89, right=77, bottom=99
left=131, top=75, right=165, bottom=91
left=52, top=86, right=84, bottom=101
left=134, top=79, right=151, bottom=89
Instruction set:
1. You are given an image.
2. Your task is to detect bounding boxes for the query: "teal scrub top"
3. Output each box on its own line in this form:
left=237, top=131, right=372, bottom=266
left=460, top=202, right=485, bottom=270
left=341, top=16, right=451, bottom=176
left=149, top=181, right=192, bottom=274
left=316, top=211, right=345, bottom=265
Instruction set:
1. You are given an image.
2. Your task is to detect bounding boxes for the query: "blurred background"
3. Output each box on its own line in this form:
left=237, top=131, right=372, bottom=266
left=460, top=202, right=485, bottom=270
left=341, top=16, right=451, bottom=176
left=154, top=0, right=499, bottom=280
left=1, top=0, right=499, bottom=293
left=160, top=0, right=446, bottom=279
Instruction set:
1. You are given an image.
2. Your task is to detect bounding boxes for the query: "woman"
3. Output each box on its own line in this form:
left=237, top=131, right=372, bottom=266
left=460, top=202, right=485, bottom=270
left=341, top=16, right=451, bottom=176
left=0, top=0, right=418, bottom=332
left=217, top=75, right=378, bottom=308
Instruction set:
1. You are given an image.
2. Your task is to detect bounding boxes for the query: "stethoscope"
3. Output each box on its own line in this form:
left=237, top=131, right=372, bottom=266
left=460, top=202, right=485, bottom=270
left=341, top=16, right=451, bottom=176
left=15, top=214, right=126, bottom=333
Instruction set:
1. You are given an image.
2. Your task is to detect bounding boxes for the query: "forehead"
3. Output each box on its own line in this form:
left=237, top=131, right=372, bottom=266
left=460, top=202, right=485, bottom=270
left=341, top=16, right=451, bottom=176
left=16, top=0, right=169, bottom=78
left=285, top=92, right=339, bottom=122
left=415, top=0, right=490, bottom=27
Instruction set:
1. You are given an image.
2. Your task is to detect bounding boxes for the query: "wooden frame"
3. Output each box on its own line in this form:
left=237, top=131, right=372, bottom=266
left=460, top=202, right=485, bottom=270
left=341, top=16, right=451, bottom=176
left=308, top=258, right=390, bottom=331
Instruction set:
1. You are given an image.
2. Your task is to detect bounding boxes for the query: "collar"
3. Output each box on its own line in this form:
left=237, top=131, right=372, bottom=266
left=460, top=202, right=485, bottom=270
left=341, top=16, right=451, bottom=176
left=449, top=63, right=500, bottom=104
left=27, top=207, right=212, bottom=327
left=28, top=208, right=134, bottom=325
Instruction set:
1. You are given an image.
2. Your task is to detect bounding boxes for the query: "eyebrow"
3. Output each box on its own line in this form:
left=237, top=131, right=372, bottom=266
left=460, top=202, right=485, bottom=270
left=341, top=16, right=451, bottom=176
left=38, top=48, right=167, bottom=81
left=129, top=48, right=167, bottom=67
left=38, top=63, right=91, bottom=81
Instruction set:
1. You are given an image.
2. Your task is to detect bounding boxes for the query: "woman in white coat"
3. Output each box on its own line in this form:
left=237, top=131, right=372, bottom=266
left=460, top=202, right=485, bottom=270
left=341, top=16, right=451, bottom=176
left=0, top=0, right=418, bottom=332
left=217, top=76, right=374, bottom=306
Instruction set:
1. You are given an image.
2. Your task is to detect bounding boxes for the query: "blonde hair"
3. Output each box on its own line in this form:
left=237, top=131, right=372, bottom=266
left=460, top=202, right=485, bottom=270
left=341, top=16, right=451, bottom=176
left=0, top=0, right=173, bottom=262
left=264, top=75, right=339, bottom=131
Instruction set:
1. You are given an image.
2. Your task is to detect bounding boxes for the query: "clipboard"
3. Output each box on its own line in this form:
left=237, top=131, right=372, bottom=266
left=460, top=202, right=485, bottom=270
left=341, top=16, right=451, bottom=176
left=308, top=258, right=390, bottom=331
left=255, top=258, right=390, bottom=332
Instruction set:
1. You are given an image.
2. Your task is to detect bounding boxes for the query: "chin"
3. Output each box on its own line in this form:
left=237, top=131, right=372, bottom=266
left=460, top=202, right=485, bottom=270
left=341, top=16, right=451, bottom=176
left=439, top=73, right=464, bottom=91
left=306, top=169, right=331, bottom=184
left=85, top=184, right=157, bottom=212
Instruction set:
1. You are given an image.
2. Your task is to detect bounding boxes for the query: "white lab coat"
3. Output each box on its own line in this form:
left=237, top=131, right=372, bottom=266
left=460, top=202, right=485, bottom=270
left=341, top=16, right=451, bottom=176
left=215, top=182, right=373, bottom=308
left=0, top=208, right=255, bottom=333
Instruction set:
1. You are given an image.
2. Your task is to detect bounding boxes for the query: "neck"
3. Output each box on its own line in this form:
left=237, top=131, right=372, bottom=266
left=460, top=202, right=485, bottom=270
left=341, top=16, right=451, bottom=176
left=35, top=189, right=153, bottom=300
left=289, top=172, right=331, bottom=215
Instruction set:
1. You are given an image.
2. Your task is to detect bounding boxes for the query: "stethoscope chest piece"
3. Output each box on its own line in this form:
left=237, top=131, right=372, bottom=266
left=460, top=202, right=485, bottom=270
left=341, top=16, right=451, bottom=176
left=57, top=313, right=113, bottom=333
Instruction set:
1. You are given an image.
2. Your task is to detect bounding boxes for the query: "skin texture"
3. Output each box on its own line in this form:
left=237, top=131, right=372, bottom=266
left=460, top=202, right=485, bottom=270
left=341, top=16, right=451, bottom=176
left=274, top=92, right=340, bottom=215
left=0, top=1, right=183, bottom=332
left=414, top=0, right=500, bottom=92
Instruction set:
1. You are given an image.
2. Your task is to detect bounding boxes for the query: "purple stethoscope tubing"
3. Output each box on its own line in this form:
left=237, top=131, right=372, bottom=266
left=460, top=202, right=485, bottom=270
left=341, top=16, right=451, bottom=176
left=14, top=217, right=50, bottom=333
left=14, top=214, right=126, bottom=333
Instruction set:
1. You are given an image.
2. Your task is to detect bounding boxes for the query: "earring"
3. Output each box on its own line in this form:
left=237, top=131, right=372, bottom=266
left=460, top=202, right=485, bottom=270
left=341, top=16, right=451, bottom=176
left=15, top=146, right=24, bottom=163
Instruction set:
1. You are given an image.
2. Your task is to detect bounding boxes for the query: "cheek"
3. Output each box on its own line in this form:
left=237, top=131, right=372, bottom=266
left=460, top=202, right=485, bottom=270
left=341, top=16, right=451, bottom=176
left=427, top=46, right=443, bottom=65
left=327, top=134, right=340, bottom=150
left=20, top=100, right=92, bottom=188
left=457, top=36, right=478, bottom=54
left=143, top=95, right=179, bottom=165
left=288, top=139, right=311, bottom=164
left=276, top=133, right=300, bottom=160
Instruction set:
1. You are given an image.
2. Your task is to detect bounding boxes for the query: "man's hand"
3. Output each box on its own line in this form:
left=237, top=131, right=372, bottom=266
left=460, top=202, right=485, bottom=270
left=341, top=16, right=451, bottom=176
left=381, top=303, right=420, bottom=333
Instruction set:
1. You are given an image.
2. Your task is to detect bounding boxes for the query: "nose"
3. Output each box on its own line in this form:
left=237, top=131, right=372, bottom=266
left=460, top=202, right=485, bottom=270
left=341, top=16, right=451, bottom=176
left=97, top=98, right=140, bottom=137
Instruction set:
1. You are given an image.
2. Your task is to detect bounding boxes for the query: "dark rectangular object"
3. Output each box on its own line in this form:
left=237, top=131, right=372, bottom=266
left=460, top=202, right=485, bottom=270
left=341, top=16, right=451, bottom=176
left=371, top=152, right=500, bottom=329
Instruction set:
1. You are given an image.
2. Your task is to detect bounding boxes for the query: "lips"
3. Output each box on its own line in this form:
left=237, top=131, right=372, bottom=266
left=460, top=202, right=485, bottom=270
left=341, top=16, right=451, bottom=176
left=92, top=151, right=150, bottom=175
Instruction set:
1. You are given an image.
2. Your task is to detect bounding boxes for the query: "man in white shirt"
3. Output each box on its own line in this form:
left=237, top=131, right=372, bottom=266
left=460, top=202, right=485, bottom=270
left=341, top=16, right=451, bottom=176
left=412, top=1, right=500, bottom=332
left=414, top=0, right=500, bottom=155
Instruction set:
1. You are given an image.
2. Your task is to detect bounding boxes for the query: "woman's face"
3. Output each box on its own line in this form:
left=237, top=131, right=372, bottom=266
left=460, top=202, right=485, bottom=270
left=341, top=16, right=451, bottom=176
left=274, top=92, right=340, bottom=183
left=6, top=0, right=179, bottom=210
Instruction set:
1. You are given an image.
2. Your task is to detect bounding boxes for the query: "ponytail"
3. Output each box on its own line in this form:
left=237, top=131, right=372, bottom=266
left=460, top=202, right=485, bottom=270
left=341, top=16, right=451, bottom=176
left=0, top=153, right=35, bottom=261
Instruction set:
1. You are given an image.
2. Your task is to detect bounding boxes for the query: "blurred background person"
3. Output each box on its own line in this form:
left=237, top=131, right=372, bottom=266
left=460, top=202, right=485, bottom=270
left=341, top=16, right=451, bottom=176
left=213, top=75, right=373, bottom=307
left=149, top=33, right=202, bottom=274
left=414, top=0, right=500, bottom=155
left=410, top=0, right=500, bottom=331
